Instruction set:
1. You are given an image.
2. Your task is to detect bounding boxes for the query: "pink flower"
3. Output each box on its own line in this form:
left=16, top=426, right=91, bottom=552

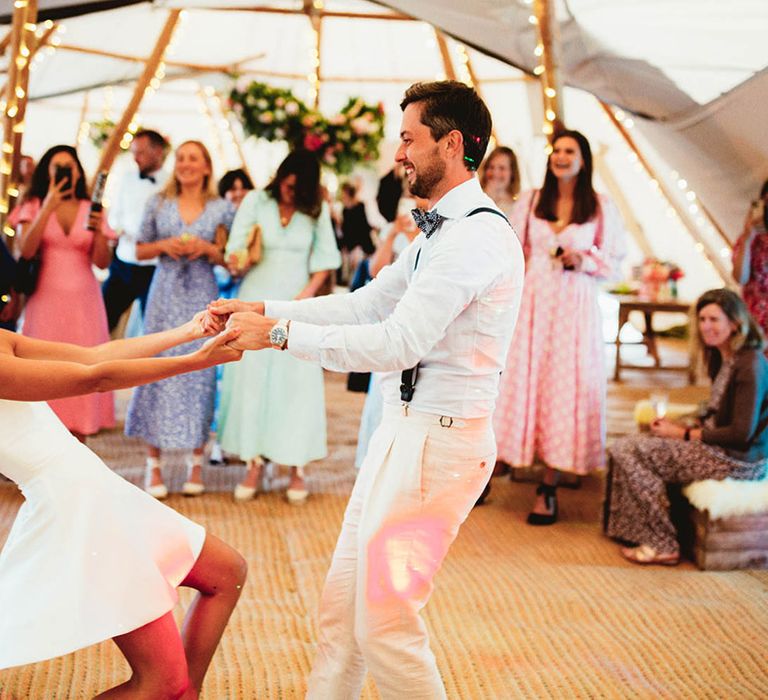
left=304, top=132, right=325, bottom=151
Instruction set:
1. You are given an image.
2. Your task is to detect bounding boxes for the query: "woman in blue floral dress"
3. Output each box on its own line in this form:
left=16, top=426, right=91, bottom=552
left=126, top=141, right=235, bottom=498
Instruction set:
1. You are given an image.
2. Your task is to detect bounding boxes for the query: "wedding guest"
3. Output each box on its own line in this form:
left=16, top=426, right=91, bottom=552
left=218, top=149, right=341, bottom=503
left=0, top=237, right=20, bottom=331
left=606, top=289, right=768, bottom=564
left=732, top=178, right=768, bottom=343
left=12, top=145, right=115, bottom=441
left=126, top=140, right=235, bottom=498
left=102, top=129, right=169, bottom=331
left=479, top=145, right=520, bottom=218
left=493, top=129, right=627, bottom=523
left=208, top=168, right=256, bottom=465
left=376, top=163, right=405, bottom=222
left=0, top=314, right=246, bottom=696
left=18, top=154, right=35, bottom=200
left=340, top=181, right=375, bottom=260
left=214, top=169, right=255, bottom=298
left=218, top=168, right=254, bottom=208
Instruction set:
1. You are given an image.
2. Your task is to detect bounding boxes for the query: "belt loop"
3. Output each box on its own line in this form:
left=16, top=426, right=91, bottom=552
left=439, top=415, right=453, bottom=428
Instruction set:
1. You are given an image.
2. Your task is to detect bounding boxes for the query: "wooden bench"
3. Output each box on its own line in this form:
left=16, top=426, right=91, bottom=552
left=670, top=485, right=768, bottom=571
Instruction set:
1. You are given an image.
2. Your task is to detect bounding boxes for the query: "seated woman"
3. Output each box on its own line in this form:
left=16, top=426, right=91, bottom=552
left=0, top=315, right=246, bottom=697
left=606, top=288, right=768, bottom=565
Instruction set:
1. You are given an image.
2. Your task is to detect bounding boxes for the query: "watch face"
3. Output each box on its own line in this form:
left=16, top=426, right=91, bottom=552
left=270, top=326, right=288, bottom=347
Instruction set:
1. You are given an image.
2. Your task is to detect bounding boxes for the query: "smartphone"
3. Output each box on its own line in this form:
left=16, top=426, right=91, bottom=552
left=555, top=245, right=575, bottom=270
left=54, top=164, right=73, bottom=192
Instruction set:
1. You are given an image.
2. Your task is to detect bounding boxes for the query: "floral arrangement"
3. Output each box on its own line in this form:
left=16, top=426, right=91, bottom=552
left=229, top=80, right=385, bottom=175
left=640, top=258, right=684, bottom=299
left=88, top=119, right=136, bottom=151
left=320, top=97, right=386, bottom=174
left=229, top=80, right=312, bottom=145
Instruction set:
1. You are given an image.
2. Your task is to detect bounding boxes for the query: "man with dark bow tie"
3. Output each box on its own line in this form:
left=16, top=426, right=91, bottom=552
left=102, top=129, right=169, bottom=331
left=207, top=81, right=524, bottom=699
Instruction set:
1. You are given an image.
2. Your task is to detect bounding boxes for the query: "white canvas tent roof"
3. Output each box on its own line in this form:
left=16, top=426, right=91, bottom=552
left=3, top=0, right=768, bottom=298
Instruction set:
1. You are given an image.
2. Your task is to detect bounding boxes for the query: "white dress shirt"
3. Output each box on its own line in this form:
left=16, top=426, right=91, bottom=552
left=265, top=177, right=525, bottom=418
left=108, top=168, right=165, bottom=265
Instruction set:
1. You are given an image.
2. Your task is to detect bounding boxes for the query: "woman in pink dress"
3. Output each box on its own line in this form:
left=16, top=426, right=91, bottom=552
left=732, top=178, right=768, bottom=344
left=12, top=145, right=115, bottom=440
left=493, top=130, right=626, bottom=524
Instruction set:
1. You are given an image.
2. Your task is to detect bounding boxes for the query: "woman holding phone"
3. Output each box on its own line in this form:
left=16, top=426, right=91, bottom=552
left=11, top=145, right=115, bottom=441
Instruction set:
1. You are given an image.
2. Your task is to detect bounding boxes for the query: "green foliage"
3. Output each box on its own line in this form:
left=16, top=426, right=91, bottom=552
left=229, top=80, right=385, bottom=175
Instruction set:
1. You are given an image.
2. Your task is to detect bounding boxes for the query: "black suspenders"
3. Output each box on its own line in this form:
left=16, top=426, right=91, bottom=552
left=399, top=206, right=511, bottom=403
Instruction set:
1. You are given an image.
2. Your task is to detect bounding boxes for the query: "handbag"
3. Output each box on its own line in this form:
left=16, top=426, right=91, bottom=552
left=245, top=223, right=262, bottom=265
left=227, top=223, right=262, bottom=273
left=14, top=254, right=41, bottom=295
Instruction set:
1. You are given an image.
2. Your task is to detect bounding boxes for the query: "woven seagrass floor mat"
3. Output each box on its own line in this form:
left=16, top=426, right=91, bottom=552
left=1, top=366, right=767, bottom=699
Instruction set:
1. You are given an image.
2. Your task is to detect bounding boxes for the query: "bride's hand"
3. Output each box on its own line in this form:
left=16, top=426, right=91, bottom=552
left=198, top=327, right=243, bottom=365
left=208, top=298, right=264, bottom=320
left=185, top=309, right=224, bottom=339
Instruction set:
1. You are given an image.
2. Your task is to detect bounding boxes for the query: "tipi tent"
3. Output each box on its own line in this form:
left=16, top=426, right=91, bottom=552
left=3, top=0, right=768, bottom=299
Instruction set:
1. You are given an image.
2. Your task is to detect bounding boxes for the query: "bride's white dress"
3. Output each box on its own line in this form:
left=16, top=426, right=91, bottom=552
left=0, top=399, right=205, bottom=670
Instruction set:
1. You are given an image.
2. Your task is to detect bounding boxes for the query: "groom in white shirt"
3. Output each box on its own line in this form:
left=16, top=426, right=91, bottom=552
left=209, top=81, right=524, bottom=699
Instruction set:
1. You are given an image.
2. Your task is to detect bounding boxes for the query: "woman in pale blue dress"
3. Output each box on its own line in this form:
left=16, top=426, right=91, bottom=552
left=218, top=150, right=341, bottom=502
left=126, top=141, right=235, bottom=498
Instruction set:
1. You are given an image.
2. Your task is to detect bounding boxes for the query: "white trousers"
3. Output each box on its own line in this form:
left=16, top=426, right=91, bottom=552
left=307, top=404, right=496, bottom=700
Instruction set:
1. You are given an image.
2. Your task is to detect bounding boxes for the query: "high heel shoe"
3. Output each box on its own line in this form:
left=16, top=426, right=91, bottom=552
left=144, top=458, right=168, bottom=500
left=526, top=483, right=558, bottom=525
left=182, top=456, right=205, bottom=496
left=286, top=466, right=309, bottom=505
left=234, top=458, right=263, bottom=502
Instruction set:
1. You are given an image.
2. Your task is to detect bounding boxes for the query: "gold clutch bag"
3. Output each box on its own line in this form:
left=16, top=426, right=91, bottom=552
left=245, top=224, right=262, bottom=265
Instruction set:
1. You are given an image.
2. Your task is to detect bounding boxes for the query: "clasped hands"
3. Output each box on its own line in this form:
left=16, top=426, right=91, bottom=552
left=649, top=418, right=693, bottom=439
left=162, top=235, right=217, bottom=261
left=199, top=299, right=272, bottom=352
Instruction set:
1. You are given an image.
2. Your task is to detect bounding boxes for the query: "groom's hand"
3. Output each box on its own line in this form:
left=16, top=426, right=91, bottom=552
left=208, top=298, right=265, bottom=319
left=203, top=298, right=265, bottom=337
left=224, top=312, right=274, bottom=351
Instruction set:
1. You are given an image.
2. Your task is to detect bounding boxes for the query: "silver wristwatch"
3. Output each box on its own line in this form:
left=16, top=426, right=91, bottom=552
left=269, top=318, right=290, bottom=350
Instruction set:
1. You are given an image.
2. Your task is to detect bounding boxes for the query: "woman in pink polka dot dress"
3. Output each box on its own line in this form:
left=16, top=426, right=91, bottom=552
left=493, top=130, right=626, bottom=525
left=732, top=178, right=768, bottom=346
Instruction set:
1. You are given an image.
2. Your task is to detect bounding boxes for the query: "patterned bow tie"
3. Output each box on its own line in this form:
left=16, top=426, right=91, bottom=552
left=411, top=208, right=445, bottom=238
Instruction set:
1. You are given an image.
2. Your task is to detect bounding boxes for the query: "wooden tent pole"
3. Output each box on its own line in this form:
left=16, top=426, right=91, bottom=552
left=303, top=0, right=322, bottom=108
left=75, top=89, right=90, bottom=144
left=0, top=30, right=11, bottom=56
left=96, top=9, right=181, bottom=175
left=216, top=91, right=253, bottom=181
left=599, top=100, right=733, bottom=284
left=8, top=0, right=38, bottom=207
left=458, top=45, right=499, bottom=144
left=0, top=19, right=55, bottom=124
left=1, top=0, right=37, bottom=235
left=594, top=145, right=654, bottom=257
left=434, top=30, right=457, bottom=81
left=56, top=43, right=233, bottom=73
left=533, top=0, right=565, bottom=136
left=197, top=88, right=227, bottom=170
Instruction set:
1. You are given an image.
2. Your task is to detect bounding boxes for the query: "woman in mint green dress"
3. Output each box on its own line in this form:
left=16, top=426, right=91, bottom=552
left=218, top=150, right=341, bottom=502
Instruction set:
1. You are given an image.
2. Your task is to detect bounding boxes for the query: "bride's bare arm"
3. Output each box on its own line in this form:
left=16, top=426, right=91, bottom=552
left=7, top=312, right=211, bottom=365
left=0, top=328, right=242, bottom=402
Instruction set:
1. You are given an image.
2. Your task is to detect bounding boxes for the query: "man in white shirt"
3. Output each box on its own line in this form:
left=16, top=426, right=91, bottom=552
left=208, top=81, right=524, bottom=699
left=102, top=129, right=168, bottom=330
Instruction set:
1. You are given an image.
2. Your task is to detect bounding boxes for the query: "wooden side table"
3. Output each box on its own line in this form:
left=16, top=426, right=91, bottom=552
left=613, top=296, right=694, bottom=383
